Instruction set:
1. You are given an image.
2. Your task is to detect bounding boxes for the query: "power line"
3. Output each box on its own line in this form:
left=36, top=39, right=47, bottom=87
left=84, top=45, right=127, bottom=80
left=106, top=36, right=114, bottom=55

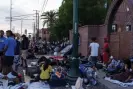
left=33, top=10, right=39, bottom=39
left=12, top=14, right=35, bottom=17
left=43, top=0, right=48, bottom=12
left=40, top=0, right=48, bottom=14
left=40, top=0, right=47, bottom=14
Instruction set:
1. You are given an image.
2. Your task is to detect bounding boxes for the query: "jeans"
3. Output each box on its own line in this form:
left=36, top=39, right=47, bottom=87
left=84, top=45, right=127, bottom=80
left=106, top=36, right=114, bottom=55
left=90, top=56, right=98, bottom=66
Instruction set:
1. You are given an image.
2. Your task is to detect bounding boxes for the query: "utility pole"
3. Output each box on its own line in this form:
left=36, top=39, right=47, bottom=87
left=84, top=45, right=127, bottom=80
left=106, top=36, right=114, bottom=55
left=10, top=0, right=12, bottom=31
left=67, top=0, right=80, bottom=85
left=33, top=22, right=36, bottom=37
left=33, top=10, right=39, bottom=40
left=21, top=19, right=23, bottom=36
left=38, top=13, right=40, bottom=37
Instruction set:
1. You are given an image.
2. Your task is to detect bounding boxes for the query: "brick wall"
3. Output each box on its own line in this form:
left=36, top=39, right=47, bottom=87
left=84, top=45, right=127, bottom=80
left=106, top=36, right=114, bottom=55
left=110, top=32, right=133, bottom=59
left=79, top=26, right=89, bottom=56
left=69, top=25, right=107, bottom=56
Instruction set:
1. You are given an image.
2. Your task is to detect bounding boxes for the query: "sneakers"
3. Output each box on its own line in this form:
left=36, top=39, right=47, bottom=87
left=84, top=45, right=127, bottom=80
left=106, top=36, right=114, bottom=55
left=7, top=72, right=17, bottom=79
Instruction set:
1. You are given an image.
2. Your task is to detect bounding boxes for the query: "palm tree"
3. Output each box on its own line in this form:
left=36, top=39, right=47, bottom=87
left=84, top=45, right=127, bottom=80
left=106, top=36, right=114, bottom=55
left=41, top=10, right=58, bottom=27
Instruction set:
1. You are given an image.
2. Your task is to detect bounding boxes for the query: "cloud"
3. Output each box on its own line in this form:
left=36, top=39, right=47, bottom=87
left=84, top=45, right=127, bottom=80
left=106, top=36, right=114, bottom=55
left=0, top=0, right=63, bottom=34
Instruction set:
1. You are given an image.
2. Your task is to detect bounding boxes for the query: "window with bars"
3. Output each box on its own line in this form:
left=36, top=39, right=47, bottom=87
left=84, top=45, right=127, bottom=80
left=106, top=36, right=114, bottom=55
left=126, top=25, right=131, bottom=31
left=112, top=24, right=117, bottom=32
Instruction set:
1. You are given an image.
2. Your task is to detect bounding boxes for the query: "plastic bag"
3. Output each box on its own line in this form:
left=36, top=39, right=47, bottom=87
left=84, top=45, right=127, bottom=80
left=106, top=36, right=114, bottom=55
left=75, top=77, right=83, bottom=89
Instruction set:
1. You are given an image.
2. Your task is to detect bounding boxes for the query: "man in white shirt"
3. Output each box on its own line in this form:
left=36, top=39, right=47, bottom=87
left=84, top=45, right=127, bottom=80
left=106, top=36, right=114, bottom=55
left=88, top=37, right=100, bottom=65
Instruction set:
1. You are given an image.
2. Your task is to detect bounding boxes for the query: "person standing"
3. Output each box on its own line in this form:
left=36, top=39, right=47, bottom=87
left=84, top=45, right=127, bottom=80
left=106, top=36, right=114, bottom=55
left=14, top=36, right=21, bottom=72
left=0, top=30, right=6, bottom=72
left=88, top=37, right=100, bottom=66
left=3, top=30, right=16, bottom=75
left=21, top=35, right=29, bottom=68
left=103, top=37, right=110, bottom=65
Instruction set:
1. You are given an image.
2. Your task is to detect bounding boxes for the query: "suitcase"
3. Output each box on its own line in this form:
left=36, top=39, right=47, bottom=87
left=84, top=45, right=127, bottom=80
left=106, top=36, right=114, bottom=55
left=26, top=64, right=39, bottom=78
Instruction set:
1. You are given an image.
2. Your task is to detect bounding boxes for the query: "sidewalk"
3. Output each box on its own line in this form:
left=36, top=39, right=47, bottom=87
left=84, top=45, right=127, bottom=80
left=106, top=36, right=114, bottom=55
left=98, top=70, right=133, bottom=89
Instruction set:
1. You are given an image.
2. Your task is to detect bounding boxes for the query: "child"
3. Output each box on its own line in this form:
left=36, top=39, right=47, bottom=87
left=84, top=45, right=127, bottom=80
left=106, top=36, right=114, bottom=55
left=35, top=56, right=52, bottom=82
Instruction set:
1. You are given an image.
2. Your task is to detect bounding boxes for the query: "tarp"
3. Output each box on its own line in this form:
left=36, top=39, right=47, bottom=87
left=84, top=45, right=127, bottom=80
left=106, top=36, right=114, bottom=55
left=60, top=45, right=72, bottom=56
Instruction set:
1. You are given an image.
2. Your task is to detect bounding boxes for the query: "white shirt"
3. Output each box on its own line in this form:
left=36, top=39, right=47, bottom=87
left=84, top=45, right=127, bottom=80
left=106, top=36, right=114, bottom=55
left=89, top=42, right=99, bottom=56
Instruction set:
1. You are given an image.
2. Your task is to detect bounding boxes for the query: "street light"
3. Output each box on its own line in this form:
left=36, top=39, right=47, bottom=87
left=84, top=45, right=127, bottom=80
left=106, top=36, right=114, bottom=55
left=67, top=0, right=81, bottom=85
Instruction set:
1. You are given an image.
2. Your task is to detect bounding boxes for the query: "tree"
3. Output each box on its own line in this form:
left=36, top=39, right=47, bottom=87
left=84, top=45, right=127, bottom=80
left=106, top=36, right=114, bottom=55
left=42, top=0, right=112, bottom=40
left=41, top=10, right=58, bottom=27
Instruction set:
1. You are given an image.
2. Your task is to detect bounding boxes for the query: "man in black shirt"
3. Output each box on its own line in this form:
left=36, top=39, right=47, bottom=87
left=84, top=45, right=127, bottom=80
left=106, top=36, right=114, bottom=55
left=21, top=35, right=29, bottom=68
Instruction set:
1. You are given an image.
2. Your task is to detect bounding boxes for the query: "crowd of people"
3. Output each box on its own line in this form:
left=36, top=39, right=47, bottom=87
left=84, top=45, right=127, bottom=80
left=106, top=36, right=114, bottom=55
left=0, top=29, right=132, bottom=87
left=31, top=37, right=70, bottom=55
left=0, top=30, right=30, bottom=75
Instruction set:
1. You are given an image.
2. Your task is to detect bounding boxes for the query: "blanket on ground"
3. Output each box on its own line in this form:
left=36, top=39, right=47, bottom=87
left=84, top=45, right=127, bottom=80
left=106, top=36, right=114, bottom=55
left=28, top=82, right=50, bottom=89
left=104, top=77, right=133, bottom=87
left=0, top=80, right=50, bottom=89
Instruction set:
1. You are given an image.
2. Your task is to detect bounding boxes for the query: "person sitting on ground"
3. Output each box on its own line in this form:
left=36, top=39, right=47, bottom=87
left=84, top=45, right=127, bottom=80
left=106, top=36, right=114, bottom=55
left=107, top=59, right=133, bottom=82
left=35, top=56, right=52, bottom=82
left=27, top=49, right=36, bottom=59
left=106, top=56, right=124, bottom=75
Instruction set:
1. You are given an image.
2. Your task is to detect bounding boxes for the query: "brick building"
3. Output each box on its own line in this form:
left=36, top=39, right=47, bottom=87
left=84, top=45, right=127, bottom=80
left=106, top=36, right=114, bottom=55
left=70, top=0, right=133, bottom=59
left=39, top=28, right=50, bottom=41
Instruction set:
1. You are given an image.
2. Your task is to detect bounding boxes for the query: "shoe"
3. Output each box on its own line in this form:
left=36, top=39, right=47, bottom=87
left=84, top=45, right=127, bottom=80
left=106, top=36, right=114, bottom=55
left=7, top=72, right=17, bottom=79
left=8, top=81, right=16, bottom=86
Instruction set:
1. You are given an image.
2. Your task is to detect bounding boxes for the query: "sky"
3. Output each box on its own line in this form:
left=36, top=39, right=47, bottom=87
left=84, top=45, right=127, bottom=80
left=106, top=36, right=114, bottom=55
left=0, top=0, right=63, bottom=34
